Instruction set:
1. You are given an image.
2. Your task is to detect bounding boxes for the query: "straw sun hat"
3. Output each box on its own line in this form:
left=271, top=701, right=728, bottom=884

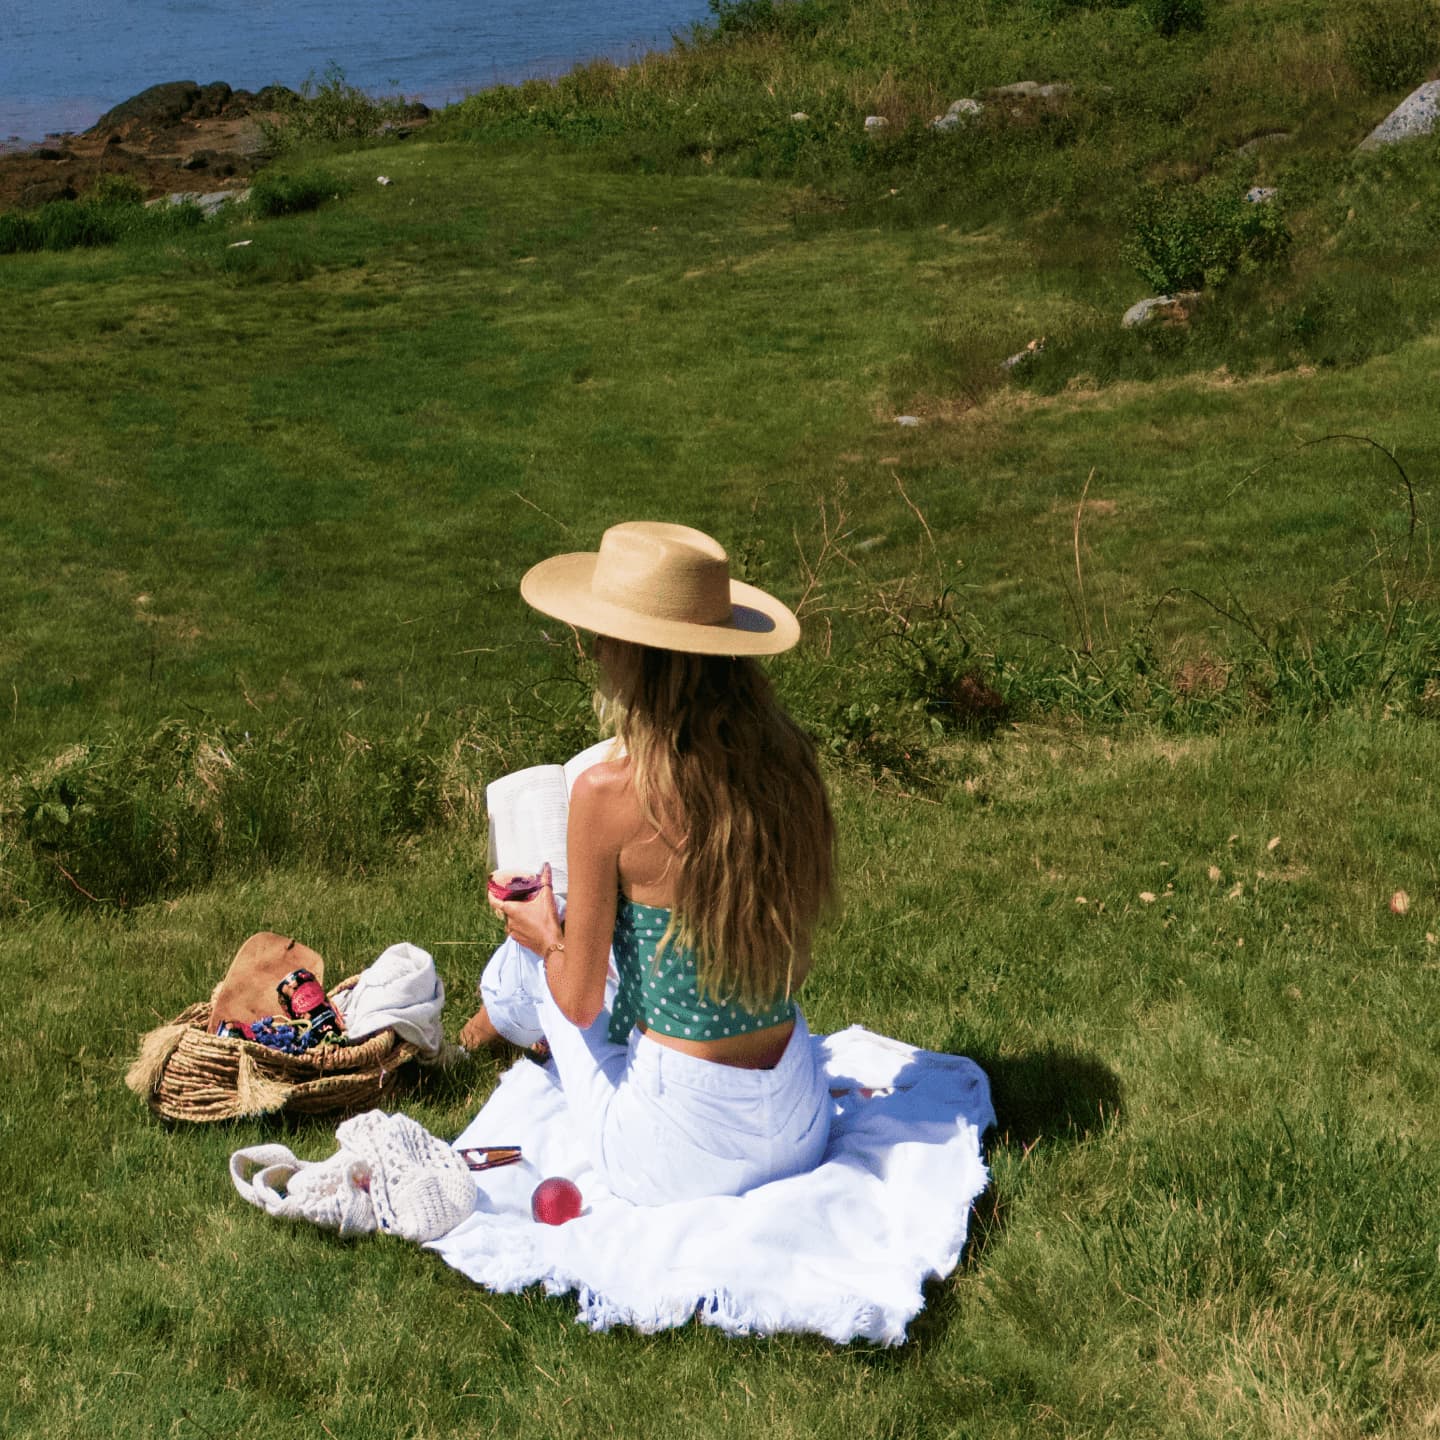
left=520, top=521, right=801, bottom=656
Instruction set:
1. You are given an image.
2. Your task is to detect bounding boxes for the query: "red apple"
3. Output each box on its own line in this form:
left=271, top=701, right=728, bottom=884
left=531, top=1176, right=583, bottom=1226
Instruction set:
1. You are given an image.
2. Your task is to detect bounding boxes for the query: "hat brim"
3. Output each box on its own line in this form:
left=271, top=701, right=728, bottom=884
left=521, top=552, right=801, bottom=656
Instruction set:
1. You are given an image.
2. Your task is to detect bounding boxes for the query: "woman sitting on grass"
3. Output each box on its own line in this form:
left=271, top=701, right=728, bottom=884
left=464, top=521, right=835, bottom=1206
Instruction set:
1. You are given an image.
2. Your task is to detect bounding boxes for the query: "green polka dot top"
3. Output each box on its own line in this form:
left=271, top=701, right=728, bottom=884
left=606, top=896, right=796, bottom=1045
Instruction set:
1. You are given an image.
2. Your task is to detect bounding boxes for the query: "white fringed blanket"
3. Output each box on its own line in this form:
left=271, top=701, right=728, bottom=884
left=429, top=1025, right=994, bottom=1345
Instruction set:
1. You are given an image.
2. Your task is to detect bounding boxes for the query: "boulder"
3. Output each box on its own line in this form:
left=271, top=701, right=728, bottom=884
left=151, top=187, right=250, bottom=218
left=1236, top=130, right=1292, bottom=155
left=1001, top=338, right=1046, bottom=369
left=191, top=82, right=233, bottom=119
left=1358, top=80, right=1440, bottom=151
left=20, top=178, right=78, bottom=207
left=92, top=81, right=201, bottom=133
left=254, top=85, right=300, bottom=111
left=228, top=89, right=258, bottom=115
left=1122, top=292, right=1202, bottom=329
left=992, top=81, right=1073, bottom=100
left=1244, top=186, right=1277, bottom=204
left=864, top=115, right=889, bottom=131
left=931, top=97, right=983, bottom=130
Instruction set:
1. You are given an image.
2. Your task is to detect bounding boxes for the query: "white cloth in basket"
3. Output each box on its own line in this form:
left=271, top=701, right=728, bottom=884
left=333, top=942, right=445, bottom=1056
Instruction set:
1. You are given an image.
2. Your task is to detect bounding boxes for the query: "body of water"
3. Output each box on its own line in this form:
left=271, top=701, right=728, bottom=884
left=1, top=0, right=711, bottom=144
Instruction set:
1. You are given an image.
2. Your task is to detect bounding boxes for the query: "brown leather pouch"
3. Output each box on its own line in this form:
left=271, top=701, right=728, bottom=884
left=208, top=932, right=327, bottom=1033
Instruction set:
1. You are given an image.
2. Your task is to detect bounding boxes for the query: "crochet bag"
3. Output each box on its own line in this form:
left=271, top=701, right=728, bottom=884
left=228, top=1110, right=476, bottom=1242
left=126, top=976, right=423, bottom=1123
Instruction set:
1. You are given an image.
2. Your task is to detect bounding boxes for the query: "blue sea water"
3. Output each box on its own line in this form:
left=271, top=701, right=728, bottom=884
left=1, top=0, right=711, bottom=144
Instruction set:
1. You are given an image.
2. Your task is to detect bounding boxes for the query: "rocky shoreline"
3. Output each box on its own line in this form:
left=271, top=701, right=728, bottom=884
left=0, top=79, right=430, bottom=212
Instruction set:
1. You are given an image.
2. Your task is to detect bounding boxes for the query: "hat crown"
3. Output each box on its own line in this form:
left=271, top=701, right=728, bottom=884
left=590, top=522, right=733, bottom=626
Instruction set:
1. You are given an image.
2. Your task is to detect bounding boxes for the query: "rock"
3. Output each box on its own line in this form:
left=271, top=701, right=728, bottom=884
left=992, top=81, right=1073, bottom=100
left=227, top=89, right=257, bottom=115
left=180, top=151, right=212, bottom=171
left=790, top=111, right=809, bottom=122
left=401, top=101, right=430, bottom=120
left=191, top=82, right=233, bottom=119
left=894, top=415, right=921, bottom=427
left=19, top=178, right=77, bottom=207
left=1122, top=292, right=1202, bottom=328
left=254, top=84, right=300, bottom=111
left=1244, top=186, right=1277, bottom=204
left=1236, top=130, right=1292, bottom=155
left=93, top=81, right=201, bottom=133
left=864, top=115, right=889, bottom=131
left=1001, top=337, right=1046, bottom=369
left=32, top=147, right=71, bottom=161
left=931, top=98, right=982, bottom=130
left=150, top=187, right=250, bottom=218
left=1358, top=80, right=1440, bottom=151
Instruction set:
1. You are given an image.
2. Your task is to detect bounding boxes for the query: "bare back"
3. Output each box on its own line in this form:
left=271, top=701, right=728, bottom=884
left=579, top=757, right=797, bottom=1069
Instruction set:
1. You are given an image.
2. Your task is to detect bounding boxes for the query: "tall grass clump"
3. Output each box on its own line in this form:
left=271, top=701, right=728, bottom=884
left=259, top=63, right=417, bottom=154
left=1141, top=0, right=1207, bottom=36
left=1343, top=0, right=1440, bottom=94
left=3, top=717, right=479, bottom=913
left=0, top=180, right=203, bottom=255
left=248, top=167, right=348, bottom=217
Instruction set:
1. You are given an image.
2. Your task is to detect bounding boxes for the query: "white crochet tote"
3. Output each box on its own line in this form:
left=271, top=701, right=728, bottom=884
left=230, top=1110, right=476, bottom=1243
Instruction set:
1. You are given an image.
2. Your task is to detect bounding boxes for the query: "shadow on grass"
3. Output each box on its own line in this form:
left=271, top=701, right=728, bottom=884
left=969, top=1045, right=1124, bottom=1150
left=965, top=1043, right=1122, bottom=1268
left=856, top=1042, right=1123, bottom=1359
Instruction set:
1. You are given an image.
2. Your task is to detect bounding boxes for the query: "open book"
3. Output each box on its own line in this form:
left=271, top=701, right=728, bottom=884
left=485, top=738, right=619, bottom=898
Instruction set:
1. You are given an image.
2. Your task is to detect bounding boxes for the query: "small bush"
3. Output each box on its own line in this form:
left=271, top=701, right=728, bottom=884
left=705, top=0, right=831, bottom=40
left=84, top=174, right=146, bottom=208
left=260, top=63, right=413, bottom=153
left=0, top=193, right=203, bottom=255
left=249, top=168, right=346, bottom=218
left=1142, top=0, right=1207, bottom=36
left=1127, top=184, right=1291, bottom=292
left=1344, top=0, right=1440, bottom=94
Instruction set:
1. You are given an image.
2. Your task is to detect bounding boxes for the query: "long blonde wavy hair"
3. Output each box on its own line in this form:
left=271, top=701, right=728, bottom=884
left=594, top=638, right=835, bottom=1010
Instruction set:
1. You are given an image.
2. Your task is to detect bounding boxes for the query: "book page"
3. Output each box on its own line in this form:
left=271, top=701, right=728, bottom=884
left=563, top=737, right=620, bottom=794
left=485, top=764, right=570, bottom=896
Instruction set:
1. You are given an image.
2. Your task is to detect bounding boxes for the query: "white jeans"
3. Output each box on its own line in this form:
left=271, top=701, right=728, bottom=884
left=478, top=939, right=832, bottom=1206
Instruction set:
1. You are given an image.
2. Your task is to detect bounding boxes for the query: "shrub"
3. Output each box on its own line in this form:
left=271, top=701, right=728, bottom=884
left=1126, top=184, right=1291, bottom=292
left=1142, top=0, right=1207, bottom=36
left=0, top=192, right=203, bottom=255
left=249, top=167, right=346, bottom=218
left=704, top=0, right=831, bottom=40
left=259, top=63, right=413, bottom=153
left=84, top=174, right=146, bottom=208
left=1343, top=0, right=1440, bottom=94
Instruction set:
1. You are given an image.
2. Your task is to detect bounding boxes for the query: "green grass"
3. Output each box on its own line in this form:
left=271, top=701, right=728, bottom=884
left=3, top=722, right=1439, bottom=1437
left=4, top=0, right=1440, bottom=1433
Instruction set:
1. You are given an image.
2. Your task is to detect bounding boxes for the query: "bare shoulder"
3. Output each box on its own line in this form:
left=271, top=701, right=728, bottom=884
left=569, top=759, right=641, bottom=832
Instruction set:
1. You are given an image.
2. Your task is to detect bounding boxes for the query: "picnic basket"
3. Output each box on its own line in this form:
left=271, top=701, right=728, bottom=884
left=125, top=976, right=423, bottom=1123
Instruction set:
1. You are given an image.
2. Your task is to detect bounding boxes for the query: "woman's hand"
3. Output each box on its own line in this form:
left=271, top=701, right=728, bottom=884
left=489, top=863, right=564, bottom=957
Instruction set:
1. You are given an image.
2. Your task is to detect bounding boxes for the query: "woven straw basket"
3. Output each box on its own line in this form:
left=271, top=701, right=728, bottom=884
left=125, top=977, right=423, bottom=1123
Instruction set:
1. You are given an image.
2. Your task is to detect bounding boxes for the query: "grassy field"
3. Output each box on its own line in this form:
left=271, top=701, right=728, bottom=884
left=4, top=0, right=1440, bottom=1435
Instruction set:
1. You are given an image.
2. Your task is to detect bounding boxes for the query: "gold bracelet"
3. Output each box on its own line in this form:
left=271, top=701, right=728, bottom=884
left=542, top=940, right=566, bottom=961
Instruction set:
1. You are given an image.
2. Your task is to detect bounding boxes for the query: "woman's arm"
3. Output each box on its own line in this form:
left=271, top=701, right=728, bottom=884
left=493, top=763, right=625, bottom=1029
